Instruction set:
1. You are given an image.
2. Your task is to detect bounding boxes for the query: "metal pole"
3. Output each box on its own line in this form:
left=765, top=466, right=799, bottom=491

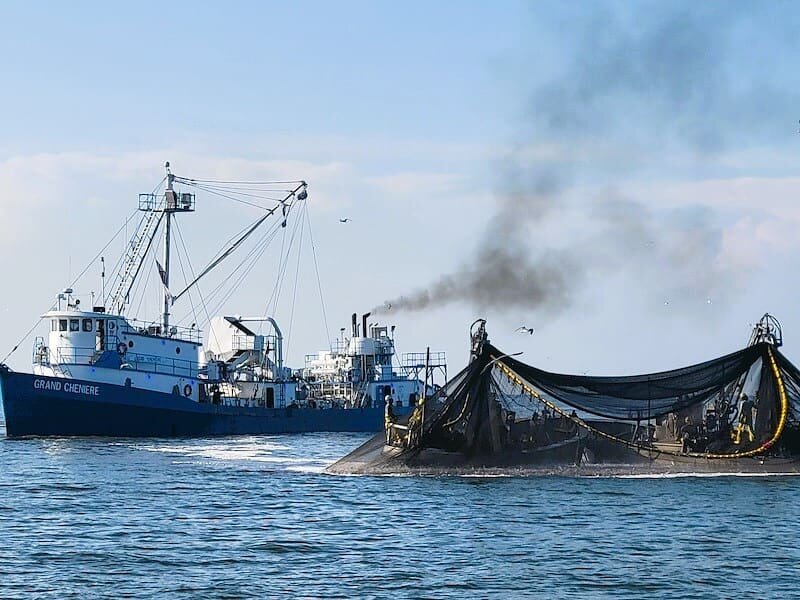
left=162, top=170, right=174, bottom=332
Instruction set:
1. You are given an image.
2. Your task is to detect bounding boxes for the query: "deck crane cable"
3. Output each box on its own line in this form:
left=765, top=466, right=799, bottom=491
left=177, top=178, right=304, bottom=186
left=181, top=182, right=290, bottom=202
left=303, top=204, right=332, bottom=351
left=264, top=201, right=305, bottom=319
left=187, top=193, right=297, bottom=325
left=185, top=225, right=280, bottom=319
left=203, top=216, right=289, bottom=320
left=261, top=217, right=290, bottom=321
left=180, top=181, right=284, bottom=211
left=199, top=201, right=294, bottom=315
left=130, top=235, right=160, bottom=321
left=275, top=204, right=302, bottom=322
left=260, top=215, right=292, bottom=323
left=168, top=179, right=306, bottom=305
left=172, top=220, right=224, bottom=352
left=284, top=202, right=307, bottom=358
left=169, top=211, right=275, bottom=304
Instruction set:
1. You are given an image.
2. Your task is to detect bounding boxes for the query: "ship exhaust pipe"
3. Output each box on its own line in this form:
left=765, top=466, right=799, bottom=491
left=362, top=312, right=371, bottom=338
left=352, top=313, right=358, bottom=337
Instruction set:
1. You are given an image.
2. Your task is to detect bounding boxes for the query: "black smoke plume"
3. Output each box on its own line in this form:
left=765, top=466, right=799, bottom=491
left=374, top=6, right=784, bottom=317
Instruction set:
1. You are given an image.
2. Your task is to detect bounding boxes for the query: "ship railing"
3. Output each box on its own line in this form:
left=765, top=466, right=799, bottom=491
left=120, top=319, right=202, bottom=344
left=330, top=339, right=349, bottom=354
left=232, top=333, right=267, bottom=352
left=122, top=353, right=199, bottom=378
left=308, top=380, right=354, bottom=398
left=54, top=346, right=199, bottom=378
left=400, top=351, right=447, bottom=368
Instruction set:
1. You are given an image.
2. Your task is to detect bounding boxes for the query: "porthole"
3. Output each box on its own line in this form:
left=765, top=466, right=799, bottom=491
left=128, top=340, right=134, bottom=348
left=176, top=347, right=181, bottom=355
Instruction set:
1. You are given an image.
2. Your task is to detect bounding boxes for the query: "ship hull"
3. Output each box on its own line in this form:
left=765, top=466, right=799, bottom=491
left=0, top=370, right=400, bottom=438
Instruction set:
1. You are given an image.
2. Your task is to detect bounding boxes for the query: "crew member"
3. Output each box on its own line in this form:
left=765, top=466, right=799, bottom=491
left=679, top=416, right=697, bottom=453
left=734, top=393, right=755, bottom=444
left=384, top=394, right=396, bottom=445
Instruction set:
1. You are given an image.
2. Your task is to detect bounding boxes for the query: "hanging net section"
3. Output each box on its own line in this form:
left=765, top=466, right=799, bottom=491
left=389, top=317, right=800, bottom=461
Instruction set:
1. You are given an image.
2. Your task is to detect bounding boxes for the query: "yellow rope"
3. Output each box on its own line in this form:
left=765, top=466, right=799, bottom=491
left=495, top=348, right=789, bottom=461
left=703, top=346, right=788, bottom=459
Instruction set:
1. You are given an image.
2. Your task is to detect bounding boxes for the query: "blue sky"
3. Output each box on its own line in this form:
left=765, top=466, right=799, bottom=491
left=1, top=2, right=800, bottom=375
left=0, top=2, right=528, bottom=153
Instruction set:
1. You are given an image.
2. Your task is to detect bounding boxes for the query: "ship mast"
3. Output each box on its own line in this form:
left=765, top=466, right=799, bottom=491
left=162, top=163, right=174, bottom=331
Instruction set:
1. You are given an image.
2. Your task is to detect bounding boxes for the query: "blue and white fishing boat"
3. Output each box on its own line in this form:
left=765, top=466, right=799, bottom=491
left=0, top=165, right=445, bottom=437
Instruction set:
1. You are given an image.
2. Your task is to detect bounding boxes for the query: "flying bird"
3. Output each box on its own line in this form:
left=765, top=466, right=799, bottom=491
left=339, top=218, right=351, bottom=223
left=516, top=326, right=535, bottom=335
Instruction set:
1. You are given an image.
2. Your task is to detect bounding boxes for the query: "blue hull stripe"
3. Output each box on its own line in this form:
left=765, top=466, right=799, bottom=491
left=0, top=371, right=400, bottom=437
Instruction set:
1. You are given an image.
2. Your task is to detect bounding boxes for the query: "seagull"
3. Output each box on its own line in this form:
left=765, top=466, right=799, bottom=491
left=516, top=326, right=535, bottom=335
left=339, top=218, right=351, bottom=223
left=663, top=300, right=670, bottom=306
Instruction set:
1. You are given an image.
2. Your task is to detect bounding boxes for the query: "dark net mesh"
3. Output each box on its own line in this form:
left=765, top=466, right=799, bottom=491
left=498, top=343, right=766, bottom=420
left=413, top=341, right=800, bottom=458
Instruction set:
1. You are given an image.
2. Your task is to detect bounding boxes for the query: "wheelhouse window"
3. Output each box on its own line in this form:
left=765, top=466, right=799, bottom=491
left=82, top=319, right=93, bottom=332
left=69, top=319, right=80, bottom=332
left=59, top=319, right=68, bottom=332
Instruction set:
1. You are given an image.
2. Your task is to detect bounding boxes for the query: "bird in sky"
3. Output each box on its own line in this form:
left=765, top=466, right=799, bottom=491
left=515, top=326, right=535, bottom=335
left=339, top=218, right=351, bottom=223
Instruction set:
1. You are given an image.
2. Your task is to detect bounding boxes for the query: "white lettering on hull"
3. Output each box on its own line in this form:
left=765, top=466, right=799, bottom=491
left=33, top=379, right=100, bottom=396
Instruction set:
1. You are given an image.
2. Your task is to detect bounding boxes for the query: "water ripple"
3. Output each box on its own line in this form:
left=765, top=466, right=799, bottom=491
left=0, top=432, right=799, bottom=598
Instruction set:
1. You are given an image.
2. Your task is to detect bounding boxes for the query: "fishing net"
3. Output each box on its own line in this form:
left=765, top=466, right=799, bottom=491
left=410, top=339, right=800, bottom=459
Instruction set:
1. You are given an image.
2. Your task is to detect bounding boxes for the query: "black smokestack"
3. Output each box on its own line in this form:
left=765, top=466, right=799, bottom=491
left=351, top=312, right=358, bottom=337
left=362, top=312, right=371, bottom=338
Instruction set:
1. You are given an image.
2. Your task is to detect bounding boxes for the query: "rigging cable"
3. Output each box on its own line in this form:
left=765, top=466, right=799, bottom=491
left=1, top=207, right=140, bottom=363
left=200, top=214, right=288, bottom=320
left=171, top=221, right=201, bottom=335
left=172, top=220, right=223, bottom=353
left=283, top=202, right=307, bottom=359
left=304, top=203, right=332, bottom=351
left=261, top=203, right=305, bottom=320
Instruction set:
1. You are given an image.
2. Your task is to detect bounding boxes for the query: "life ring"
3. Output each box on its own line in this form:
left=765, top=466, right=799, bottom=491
left=183, top=384, right=192, bottom=397
left=117, top=343, right=127, bottom=356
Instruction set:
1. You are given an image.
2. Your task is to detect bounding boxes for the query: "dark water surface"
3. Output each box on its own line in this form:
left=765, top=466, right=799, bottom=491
left=0, top=423, right=798, bottom=599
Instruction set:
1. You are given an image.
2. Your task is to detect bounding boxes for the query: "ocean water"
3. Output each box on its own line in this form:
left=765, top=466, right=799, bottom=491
left=1, top=423, right=799, bottom=599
